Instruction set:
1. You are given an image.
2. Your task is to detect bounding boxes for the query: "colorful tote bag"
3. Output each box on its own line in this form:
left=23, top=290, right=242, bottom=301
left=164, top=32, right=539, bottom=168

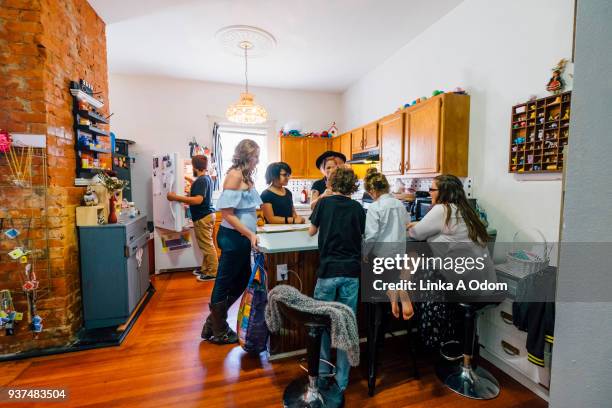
left=237, top=252, right=269, bottom=353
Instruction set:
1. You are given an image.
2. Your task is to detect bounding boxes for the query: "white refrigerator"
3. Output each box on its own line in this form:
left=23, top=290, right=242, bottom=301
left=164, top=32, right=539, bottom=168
left=152, top=152, right=202, bottom=273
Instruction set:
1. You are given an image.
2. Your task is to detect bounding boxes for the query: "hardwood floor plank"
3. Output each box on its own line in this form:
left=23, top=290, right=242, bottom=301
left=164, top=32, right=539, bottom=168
left=4, top=271, right=547, bottom=408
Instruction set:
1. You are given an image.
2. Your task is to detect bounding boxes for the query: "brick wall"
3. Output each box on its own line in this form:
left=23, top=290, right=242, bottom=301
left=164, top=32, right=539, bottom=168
left=0, top=0, right=108, bottom=354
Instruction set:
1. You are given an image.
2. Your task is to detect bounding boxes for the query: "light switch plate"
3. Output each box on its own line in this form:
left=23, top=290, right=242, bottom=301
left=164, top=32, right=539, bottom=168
left=277, top=264, right=288, bottom=281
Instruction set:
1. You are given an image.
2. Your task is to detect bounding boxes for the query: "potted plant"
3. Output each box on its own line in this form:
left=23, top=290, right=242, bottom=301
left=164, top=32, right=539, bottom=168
left=95, top=171, right=129, bottom=224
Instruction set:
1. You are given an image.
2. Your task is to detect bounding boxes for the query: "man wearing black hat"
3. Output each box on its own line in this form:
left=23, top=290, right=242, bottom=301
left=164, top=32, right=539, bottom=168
left=310, top=151, right=347, bottom=209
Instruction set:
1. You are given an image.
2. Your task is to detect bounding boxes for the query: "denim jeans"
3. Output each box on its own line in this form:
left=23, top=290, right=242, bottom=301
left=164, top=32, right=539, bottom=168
left=313, top=277, right=359, bottom=391
left=210, top=226, right=252, bottom=304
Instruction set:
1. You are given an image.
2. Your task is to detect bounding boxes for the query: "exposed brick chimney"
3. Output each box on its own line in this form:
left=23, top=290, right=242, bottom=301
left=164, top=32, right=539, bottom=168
left=0, top=0, right=109, bottom=354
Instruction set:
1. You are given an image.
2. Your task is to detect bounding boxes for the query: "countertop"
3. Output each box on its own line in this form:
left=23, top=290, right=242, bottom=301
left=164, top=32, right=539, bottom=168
left=256, top=224, right=498, bottom=255
left=257, top=228, right=318, bottom=254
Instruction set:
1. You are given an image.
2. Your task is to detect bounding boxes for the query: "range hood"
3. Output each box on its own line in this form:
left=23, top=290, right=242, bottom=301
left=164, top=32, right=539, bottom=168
left=347, top=149, right=380, bottom=164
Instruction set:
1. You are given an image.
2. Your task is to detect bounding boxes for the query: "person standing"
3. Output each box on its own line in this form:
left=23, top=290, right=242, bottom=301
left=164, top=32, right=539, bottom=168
left=201, top=139, right=262, bottom=344
left=167, top=155, right=217, bottom=281
left=308, top=166, right=365, bottom=391
left=310, top=151, right=346, bottom=209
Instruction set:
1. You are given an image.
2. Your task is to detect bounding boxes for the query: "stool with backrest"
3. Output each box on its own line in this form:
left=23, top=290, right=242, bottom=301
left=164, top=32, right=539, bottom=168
left=278, top=303, right=344, bottom=408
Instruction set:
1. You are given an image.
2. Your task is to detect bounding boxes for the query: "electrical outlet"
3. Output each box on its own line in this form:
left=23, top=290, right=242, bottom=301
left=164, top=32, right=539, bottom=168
left=277, top=264, right=288, bottom=281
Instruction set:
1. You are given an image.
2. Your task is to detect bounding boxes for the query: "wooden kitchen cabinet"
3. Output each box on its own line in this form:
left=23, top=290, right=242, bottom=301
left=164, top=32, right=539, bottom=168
left=363, top=122, right=378, bottom=150
left=351, top=128, right=364, bottom=153
left=331, top=135, right=341, bottom=152
left=305, top=138, right=330, bottom=178
left=340, top=132, right=352, bottom=160
left=379, top=93, right=470, bottom=177
left=379, top=112, right=405, bottom=175
left=405, top=98, right=441, bottom=175
left=280, top=136, right=330, bottom=178
left=280, top=137, right=306, bottom=178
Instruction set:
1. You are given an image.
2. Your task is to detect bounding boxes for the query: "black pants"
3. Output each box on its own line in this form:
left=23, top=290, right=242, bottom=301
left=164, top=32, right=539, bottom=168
left=210, top=226, right=252, bottom=304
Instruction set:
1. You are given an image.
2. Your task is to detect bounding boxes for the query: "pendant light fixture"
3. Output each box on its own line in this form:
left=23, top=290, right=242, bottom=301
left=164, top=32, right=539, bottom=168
left=225, top=41, right=268, bottom=124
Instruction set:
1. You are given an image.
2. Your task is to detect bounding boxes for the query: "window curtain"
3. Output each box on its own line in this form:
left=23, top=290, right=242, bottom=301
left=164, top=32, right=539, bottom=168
left=211, top=122, right=222, bottom=191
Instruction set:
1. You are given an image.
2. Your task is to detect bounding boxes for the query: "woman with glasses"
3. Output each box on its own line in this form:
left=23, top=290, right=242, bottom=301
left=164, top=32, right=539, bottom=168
left=260, top=162, right=305, bottom=224
left=407, top=174, right=496, bottom=350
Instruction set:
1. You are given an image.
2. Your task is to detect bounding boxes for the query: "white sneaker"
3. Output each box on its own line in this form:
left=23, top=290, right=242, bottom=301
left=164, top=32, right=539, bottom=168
left=192, top=269, right=203, bottom=276
left=196, top=274, right=216, bottom=282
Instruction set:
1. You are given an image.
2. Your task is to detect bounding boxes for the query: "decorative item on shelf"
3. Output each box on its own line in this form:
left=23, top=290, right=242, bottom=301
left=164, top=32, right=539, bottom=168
left=562, top=109, right=570, bottom=120
left=432, top=89, right=444, bottom=96
left=83, top=186, right=99, bottom=206
left=546, top=58, right=568, bottom=94
left=529, top=112, right=536, bottom=119
left=108, top=193, right=118, bottom=224
left=452, top=87, right=467, bottom=95
left=328, top=122, right=338, bottom=137
left=96, top=171, right=128, bottom=224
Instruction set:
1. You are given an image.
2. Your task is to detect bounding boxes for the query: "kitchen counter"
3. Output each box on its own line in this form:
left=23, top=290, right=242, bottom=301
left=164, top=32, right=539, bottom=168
left=257, top=228, right=318, bottom=254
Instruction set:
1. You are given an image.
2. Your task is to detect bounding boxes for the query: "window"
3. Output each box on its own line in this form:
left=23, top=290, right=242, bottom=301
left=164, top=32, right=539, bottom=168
left=217, top=126, right=268, bottom=192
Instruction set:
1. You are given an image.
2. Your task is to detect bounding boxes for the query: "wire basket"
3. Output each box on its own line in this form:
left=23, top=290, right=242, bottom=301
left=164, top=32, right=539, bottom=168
left=506, top=229, right=550, bottom=278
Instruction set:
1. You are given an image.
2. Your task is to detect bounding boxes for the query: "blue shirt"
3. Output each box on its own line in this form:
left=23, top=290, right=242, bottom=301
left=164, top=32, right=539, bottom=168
left=216, top=188, right=262, bottom=232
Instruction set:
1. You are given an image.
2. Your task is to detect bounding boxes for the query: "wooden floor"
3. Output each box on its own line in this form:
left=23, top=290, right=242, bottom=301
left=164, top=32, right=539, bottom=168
left=1, top=272, right=547, bottom=407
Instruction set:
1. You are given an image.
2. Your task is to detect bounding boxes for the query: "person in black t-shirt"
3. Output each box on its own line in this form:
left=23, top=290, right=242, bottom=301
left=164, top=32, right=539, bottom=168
left=308, top=166, right=364, bottom=391
left=167, top=155, right=218, bottom=281
left=260, top=162, right=305, bottom=224
left=310, top=150, right=346, bottom=210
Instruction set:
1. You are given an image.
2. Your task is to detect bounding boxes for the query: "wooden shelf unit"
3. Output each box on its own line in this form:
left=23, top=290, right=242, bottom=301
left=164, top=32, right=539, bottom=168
left=509, top=91, right=571, bottom=173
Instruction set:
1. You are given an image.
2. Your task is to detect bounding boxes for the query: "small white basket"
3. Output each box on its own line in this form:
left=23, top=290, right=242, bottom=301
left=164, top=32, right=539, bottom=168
left=506, top=229, right=550, bottom=278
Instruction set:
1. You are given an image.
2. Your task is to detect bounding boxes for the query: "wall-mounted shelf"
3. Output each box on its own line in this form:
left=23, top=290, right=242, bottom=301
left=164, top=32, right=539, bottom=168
left=70, top=88, right=104, bottom=109
left=509, top=91, right=571, bottom=174
left=71, top=80, right=111, bottom=179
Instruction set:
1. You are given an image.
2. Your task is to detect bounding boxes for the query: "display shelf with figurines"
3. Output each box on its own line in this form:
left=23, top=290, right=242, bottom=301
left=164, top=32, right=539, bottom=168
left=70, top=80, right=112, bottom=179
left=509, top=91, right=571, bottom=173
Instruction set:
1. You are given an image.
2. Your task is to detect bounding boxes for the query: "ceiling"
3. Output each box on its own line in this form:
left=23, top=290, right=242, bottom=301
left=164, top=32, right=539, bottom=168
left=89, top=0, right=463, bottom=92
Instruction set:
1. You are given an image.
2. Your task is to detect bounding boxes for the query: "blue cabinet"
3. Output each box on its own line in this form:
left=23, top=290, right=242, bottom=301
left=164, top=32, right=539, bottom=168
left=78, top=214, right=150, bottom=329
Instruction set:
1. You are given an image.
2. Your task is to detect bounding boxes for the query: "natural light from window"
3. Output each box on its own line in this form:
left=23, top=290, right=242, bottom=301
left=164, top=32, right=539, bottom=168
left=218, top=127, right=268, bottom=193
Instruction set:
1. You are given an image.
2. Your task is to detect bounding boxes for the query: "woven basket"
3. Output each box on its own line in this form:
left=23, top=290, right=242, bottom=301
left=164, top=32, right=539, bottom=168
left=506, top=229, right=550, bottom=278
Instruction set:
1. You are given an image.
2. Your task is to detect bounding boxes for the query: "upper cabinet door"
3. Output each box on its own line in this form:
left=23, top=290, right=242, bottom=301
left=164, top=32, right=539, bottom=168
left=280, top=137, right=306, bottom=178
left=331, top=135, right=341, bottom=152
left=379, top=112, right=404, bottom=175
left=363, top=122, right=378, bottom=150
left=351, top=128, right=364, bottom=153
left=340, top=133, right=352, bottom=160
left=306, top=138, right=330, bottom=178
left=405, top=99, right=441, bottom=175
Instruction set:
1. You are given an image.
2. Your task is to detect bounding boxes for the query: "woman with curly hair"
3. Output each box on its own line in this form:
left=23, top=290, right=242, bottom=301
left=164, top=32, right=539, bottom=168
left=201, top=139, right=262, bottom=345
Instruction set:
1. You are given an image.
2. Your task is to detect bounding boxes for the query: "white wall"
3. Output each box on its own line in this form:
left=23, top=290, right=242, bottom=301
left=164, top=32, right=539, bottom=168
left=341, top=0, right=575, bottom=243
left=108, top=74, right=341, bottom=218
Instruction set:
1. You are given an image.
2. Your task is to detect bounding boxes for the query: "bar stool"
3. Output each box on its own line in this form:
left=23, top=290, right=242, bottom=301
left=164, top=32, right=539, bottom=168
left=438, top=292, right=505, bottom=400
left=278, top=303, right=344, bottom=408
left=366, top=302, right=419, bottom=397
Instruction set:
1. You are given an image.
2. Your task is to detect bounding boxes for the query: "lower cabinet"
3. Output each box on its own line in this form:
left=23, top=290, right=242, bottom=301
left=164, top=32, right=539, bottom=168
left=478, top=299, right=551, bottom=393
left=78, top=215, right=150, bottom=329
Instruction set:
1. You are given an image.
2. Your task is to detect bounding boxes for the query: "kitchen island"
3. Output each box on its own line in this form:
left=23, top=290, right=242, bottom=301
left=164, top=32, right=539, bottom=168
left=257, top=227, right=320, bottom=358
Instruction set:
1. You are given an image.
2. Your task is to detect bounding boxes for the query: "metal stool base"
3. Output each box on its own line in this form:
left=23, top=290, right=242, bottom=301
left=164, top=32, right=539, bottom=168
left=444, top=364, right=500, bottom=400
left=283, top=376, right=344, bottom=408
